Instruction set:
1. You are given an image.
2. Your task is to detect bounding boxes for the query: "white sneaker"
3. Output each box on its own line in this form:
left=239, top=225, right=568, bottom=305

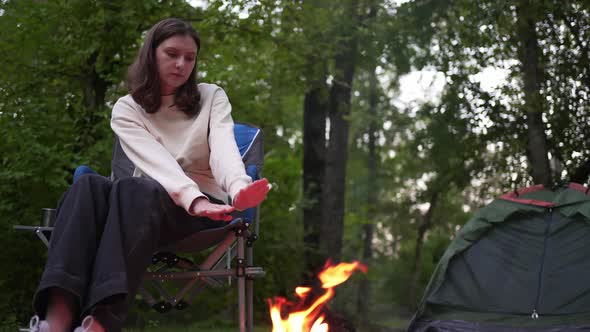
left=73, top=316, right=96, bottom=332
left=19, top=316, right=50, bottom=332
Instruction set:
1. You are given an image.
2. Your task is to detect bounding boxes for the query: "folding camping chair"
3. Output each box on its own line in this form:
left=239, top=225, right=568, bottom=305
left=14, top=122, right=265, bottom=332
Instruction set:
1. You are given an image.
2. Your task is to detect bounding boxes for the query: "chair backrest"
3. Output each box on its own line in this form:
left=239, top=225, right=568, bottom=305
left=233, top=123, right=264, bottom=180
left=111, top=134, right=135, bottom=181
left=232, top=123, right=264, bottom=225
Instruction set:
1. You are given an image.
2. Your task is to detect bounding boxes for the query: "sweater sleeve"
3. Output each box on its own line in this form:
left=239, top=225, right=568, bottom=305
left=111, top=97, right=207, bottom=214
left=208, top=88, right=252, bottom=201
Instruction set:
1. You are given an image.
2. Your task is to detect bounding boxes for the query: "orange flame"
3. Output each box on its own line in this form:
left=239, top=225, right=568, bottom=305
left=267, top=260, right=368, bottom=332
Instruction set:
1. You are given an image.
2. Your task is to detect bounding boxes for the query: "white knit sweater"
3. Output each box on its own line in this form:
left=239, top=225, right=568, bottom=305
left=111, top=83, right=251, bottom=214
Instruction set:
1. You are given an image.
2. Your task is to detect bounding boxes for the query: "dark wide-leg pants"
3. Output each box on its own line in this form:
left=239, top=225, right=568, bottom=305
left=33, top=174, right=226, bottom=331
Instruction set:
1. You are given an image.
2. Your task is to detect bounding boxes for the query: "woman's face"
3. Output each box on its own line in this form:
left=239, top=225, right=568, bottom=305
left=155, top=34, right=198, bottom=95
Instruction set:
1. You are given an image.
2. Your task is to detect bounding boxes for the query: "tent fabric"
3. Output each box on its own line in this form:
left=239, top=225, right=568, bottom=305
left=409, top=318, right=590, bottom=332
left=409, top=184, right=590, bottom=331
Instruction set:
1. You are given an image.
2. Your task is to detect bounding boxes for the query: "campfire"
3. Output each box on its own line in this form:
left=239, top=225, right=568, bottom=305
left=267, top=260, right=368, bottom=332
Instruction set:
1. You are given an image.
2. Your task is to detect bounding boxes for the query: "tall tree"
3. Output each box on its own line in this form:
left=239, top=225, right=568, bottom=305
left=517, top=0, right=551, bottom=186
left=300, top=1, right=332, bottom=281
left=320, top=0, right=361, bottom=263
left=356, top=0, right=380, bottom=324
left=358, top=65, right=378, bottom=325
left=408, top=190, right=439, bottom=306
left=302, top=66, right=329, bottom=279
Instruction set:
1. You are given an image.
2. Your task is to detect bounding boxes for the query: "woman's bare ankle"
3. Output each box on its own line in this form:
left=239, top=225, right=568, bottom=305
left=45, top=288, right=75, bottom=332
left=45, top=301, right=72, bottom=332
left=90, top=318, right=106, bottom=332
left=79, top=316, right=106, bottom=332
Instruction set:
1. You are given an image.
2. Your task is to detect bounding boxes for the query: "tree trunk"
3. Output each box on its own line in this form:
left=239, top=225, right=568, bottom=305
left=357, top=66, right=378, bottom=326
left=320, top=0, right=359, bottom=263
left=82, top=51, right=107, bottom=114
left=409, top=191, right=439, bottom=308
left=77, top=50, right=108, bottom=151
left=303, top=69, right=328, bottom=281
left=571, top=159, right=590, bottom=184
left=516, top=0, right=551, bottom=187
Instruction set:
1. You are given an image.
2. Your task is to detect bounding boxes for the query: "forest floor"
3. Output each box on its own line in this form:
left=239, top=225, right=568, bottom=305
left=123, top=316, right=410, bottom=332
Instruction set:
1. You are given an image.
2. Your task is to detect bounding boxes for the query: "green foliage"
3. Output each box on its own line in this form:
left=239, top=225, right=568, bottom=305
left=124, top=321, right=270, bottom=332
left=397, top=0, right=590, bottom=188
left=0, top=0, right=204, bottom=325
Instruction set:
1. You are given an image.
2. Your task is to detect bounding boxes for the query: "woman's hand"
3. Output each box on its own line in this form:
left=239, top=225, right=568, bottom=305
left=190, top=197, right=234, bottom=222
left=233, top=178, right=270, bottom=211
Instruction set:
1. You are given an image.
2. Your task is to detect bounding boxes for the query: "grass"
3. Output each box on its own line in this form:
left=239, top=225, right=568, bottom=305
left=124, top=322, right=271, bottom=332
left=123, top=318, right=410, bottom=332
left=374, top=316, right=410, bottom=330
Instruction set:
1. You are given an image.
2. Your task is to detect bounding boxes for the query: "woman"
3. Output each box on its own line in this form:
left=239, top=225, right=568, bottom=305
left=25, top=18, right=269, bottom=332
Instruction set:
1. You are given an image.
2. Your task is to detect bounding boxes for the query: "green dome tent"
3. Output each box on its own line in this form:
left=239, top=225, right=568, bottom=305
left=408, top=183, right=590, bottom=332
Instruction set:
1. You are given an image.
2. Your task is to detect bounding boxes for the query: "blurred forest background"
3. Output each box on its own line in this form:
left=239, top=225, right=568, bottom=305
left=1, top=0, right=589, bottom=331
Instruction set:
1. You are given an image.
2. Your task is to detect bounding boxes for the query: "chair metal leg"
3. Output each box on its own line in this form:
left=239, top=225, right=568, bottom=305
left=237, top=233, right=246, bottom=332
left=200, top=234, right=236, bottom=269
left=138, top=286, right=157, bottom=307
left=246, top=245, right=254, bottom=332
left=246, top=278, right=253, bottom=332
left=35, top=229, right=50, bottom=247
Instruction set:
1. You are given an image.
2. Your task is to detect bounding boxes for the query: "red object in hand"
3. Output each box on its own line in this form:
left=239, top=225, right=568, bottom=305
left=233, top=178, right=270, bottom=211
